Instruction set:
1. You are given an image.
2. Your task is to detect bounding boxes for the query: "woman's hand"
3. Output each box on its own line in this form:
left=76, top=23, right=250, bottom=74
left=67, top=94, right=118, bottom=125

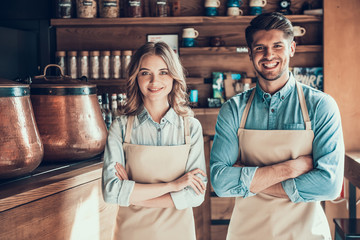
left=171, top=169, right=207, bottom=195
left=115, top=162, right=129, bottom=180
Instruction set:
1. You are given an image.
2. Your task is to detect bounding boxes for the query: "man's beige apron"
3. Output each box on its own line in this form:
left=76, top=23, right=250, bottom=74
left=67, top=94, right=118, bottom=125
left=112, top=115, right=196, bottom=240
left=227, top=83, right=331, bottom=240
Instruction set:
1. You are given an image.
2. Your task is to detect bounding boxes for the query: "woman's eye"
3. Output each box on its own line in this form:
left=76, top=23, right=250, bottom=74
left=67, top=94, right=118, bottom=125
left=160, top=71, right=168, bottom=75
left=140, top=71, right=150, bottom=76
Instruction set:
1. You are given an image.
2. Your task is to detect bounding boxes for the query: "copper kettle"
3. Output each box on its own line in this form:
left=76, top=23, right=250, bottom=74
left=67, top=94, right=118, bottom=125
left=0, top=78, right=44, bottom=179
left=30, top=64, right=107, bottom=162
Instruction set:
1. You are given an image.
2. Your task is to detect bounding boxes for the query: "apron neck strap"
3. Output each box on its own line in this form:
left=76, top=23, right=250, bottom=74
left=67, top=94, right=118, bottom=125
left=184, top=116, right=191, bottom=144
left=124, top=115, right=191, bottom=144
left=239, top=89, right=256, bottom=129
left=239, top=82, right=312, bottom=130
left=296, top=82, right=312, bottom=130
left=124, top=115, right=135, bottom=143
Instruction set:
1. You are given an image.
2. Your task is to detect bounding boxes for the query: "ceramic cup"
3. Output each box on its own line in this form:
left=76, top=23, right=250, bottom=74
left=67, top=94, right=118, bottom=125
left=210, top=36, right=225, bottom=47
left=249, top=0, right=266, bottom=7
left=293, top=26, right=306, bottom=37
left=227, top=7, right=243, bottom=16
left=205, top=7, right=219, bottom=16
left=205, top=0, right=221, bottom=7
left=182, top=28, right=199, bottom=38
left=182, top=28, right=199, bottom=47
left=227, top=0, right=241, bottom=7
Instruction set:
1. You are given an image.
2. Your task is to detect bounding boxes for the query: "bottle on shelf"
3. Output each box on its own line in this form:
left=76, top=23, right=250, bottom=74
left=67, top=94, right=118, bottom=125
left=55, top=51, right=66, bottom=75
left=100, top=50, right=111, bottom=79
left=121, top=50, right=132, bottom=79
left=111, top=93, right=121, bottom=120
left=102, top=93, right=112, bottom=129
left=67, top=51, right=78, bottom=79
left=89, top=50, right=100, bottom=80
left=111, top=50, right=122, bottom=79
left=78, top=50, right=89, bottom=78
left=97, top=94, right=106, bottom=121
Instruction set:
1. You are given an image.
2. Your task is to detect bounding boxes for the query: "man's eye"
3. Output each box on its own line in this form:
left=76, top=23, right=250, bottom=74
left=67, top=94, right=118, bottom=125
left=274, top=44, right=283, bottom=48
left=254, top=46, right=263, bottom=51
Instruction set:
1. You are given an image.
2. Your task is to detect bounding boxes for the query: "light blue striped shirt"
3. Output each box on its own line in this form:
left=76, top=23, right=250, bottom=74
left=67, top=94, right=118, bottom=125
left=210, top=73, right=344, bottom=202
left=102, top=107, right=207, bottom=209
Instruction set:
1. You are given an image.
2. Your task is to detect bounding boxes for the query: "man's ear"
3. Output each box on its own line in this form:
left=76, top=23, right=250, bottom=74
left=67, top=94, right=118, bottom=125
left=290, top=40, right=296, bottom=57
left=248, top=48, right=253, bottom=61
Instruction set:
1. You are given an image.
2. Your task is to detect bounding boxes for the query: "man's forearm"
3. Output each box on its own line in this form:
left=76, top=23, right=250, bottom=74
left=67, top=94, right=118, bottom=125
left=261, top=182, right=289, bottom=199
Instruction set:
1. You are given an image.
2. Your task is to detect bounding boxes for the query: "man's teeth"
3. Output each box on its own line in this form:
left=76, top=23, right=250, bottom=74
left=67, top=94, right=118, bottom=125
left=264, top=62, right=277, bottom=68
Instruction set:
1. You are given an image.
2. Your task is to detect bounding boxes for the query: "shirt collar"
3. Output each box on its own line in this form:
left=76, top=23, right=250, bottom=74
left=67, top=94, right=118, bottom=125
left=255, top=72, right=296, bottom=101
left=137, top=107, right=177, bottom=125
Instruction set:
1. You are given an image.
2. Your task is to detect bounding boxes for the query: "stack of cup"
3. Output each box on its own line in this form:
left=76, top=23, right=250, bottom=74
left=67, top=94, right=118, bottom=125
left=227, top=0, right=243, bottom=16
left=182, top=28, right=199, bottom=47
left=205, top=0, right=221, bottom=16
left=249, top=0, right=267, bottom=15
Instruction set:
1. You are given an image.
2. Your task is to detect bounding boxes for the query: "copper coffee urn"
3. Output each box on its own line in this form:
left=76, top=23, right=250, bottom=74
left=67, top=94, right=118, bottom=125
left=30, top=64, right=107, bottom=162
left=0, top=78, right=44, bottom=179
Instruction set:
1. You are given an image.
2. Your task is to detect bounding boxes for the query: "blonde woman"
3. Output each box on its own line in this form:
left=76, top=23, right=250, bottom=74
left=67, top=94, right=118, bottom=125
left=102, top=42, right=207, bottom=240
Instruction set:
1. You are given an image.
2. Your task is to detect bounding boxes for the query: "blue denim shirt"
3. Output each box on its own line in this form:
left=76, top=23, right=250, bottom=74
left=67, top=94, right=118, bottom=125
left=102, top=107, right=207, bottom=209
left=210, top=74, right=344, bottom=203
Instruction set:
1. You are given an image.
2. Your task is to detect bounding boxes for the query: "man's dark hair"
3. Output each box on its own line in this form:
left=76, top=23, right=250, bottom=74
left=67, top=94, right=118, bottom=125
left=245, top=12, right=294, bottom=48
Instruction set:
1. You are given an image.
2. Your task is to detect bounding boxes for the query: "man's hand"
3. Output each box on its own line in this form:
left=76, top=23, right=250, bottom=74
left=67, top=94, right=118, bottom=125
left=285, top=155, right=313, bottom=179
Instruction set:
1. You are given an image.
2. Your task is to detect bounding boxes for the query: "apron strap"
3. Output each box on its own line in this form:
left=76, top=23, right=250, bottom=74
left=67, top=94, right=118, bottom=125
left=296, top=82, right=312, bottom=130
left=184, top=116, right=191, bottom=144
left=239, top=89, right=256, bottom=129
left=124, top=115, right=135, bottom=143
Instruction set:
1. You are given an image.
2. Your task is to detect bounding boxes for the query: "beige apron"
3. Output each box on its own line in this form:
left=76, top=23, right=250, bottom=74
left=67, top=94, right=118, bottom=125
left=227, top=83, right=331, bottom=240
left=112, top=115, right=196, bottom=240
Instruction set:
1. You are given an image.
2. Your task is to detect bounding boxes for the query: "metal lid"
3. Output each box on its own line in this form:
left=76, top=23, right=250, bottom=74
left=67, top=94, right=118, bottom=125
left=30, top=64, right=97, bottom=96
left=0, top=78, right=30, bottom=97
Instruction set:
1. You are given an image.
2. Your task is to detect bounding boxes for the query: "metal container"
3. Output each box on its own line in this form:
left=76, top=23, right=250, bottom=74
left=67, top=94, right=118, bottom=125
left=0, top=78, right=43, bottom=179
left=30, top=64, right=107, bottom=162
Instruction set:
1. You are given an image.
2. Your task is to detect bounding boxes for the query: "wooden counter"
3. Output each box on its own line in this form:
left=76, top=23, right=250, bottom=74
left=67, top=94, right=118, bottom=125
left=0, top=156, right=118, bottom=240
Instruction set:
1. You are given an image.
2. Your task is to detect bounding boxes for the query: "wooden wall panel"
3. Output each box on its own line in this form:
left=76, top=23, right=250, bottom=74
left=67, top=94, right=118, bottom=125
left=323, top=0, right=360, bottom=151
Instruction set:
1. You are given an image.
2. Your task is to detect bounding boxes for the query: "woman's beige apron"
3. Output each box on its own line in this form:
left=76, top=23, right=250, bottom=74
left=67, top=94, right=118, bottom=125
left=112, top=116, right=196, bottom=240
left=227, top=83, right=331, bottom=240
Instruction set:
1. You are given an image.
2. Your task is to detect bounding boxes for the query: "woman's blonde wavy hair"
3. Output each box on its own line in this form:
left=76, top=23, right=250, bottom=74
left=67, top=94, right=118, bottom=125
left=123, top=41, right=193, bottom=117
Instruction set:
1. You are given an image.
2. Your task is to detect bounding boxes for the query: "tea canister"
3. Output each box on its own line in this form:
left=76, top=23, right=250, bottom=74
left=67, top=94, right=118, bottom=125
left=0, top=78, right=43, bottom=179
left=30, top=64, right=107, bottom=162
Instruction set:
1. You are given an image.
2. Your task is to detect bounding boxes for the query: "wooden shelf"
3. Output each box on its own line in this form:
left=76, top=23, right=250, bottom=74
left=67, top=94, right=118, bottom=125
left=180, top=45, right=322, bottom=55
left=50, top=15, right=322, bottom=27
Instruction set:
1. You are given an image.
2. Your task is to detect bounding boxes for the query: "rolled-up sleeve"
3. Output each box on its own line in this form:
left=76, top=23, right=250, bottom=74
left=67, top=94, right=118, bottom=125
left=102, top=118, right=135, bottom=206
left=210, top=101, right=258, bottom=198
left=170, top=118, right=208, bottom=210
left=283, top=95, right=345, bottom=202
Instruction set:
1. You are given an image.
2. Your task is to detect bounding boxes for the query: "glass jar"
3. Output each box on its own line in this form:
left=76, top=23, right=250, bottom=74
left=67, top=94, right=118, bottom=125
left=55, top=51, right=67, bottom=75
left=111, top=50, right=122, bottom=79
left=89, top=51, right=100, bottom=79
left=100, top=50, right=111, bottom=79
left=67, top=51, right=78, bottom=79
left=78, top=51, right=89, bottom=78
left=76, top=0, right=97, bottom=18
left=121, top=50, right=132, bottom=79
left=99, top=0, right=120, bottom=18
left=55, top=0, right=74, bottom=18
left=156, top=0, right=168, bottom=17
left=127, top=0, right=142, bottom=17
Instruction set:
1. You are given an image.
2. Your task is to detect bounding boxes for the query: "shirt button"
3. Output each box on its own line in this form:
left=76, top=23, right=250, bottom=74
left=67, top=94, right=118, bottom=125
left=264, top=94, right=268, bottom=98
left=281, top=96, right=285, bottom=100
left=271, top=109, right=275, bottom=113
left=157, top=128, right=161, bottom=132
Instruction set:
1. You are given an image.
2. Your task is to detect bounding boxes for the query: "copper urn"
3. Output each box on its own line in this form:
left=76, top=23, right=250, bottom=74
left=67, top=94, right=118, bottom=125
left=0, top=78, right=44, bottom=179
left=30, top=64, right=107, bottom=162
